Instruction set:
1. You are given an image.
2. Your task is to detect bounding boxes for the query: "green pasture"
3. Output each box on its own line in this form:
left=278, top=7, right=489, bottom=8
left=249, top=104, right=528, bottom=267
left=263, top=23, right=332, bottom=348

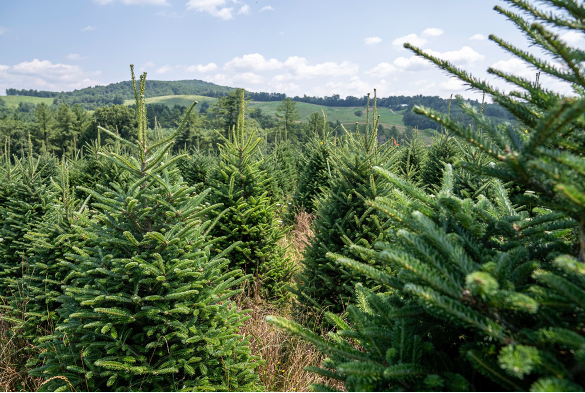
left=0, top=95, right=54, bottom=108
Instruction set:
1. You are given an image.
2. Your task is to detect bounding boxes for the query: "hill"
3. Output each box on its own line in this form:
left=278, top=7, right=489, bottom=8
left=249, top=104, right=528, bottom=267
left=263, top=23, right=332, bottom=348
left=1, top=95, right=54, bottom=108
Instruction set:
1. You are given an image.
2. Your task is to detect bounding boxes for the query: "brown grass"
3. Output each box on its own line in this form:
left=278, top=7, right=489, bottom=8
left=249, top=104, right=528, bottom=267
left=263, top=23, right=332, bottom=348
left=0, top=318, right=43, bottom=392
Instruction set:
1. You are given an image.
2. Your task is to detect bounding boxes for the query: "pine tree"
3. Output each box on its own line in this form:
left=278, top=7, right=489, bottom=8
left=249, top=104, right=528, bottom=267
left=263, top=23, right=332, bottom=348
left=420, top=132, right=457, bottom=192
left=289, top=112, right=332, bottom=215
left=30, top=67, right=260, bottom=391
left=210, top=89, right=294, bottom=299
left=175, top=148, right=218, bottom=189
left=397, top=127, right=426, bottom=186
left=1, top=158, right=89, bottom=340
left=0, top=144, right=53, bottom=304
left=272, top=1, right=585, bottom=390
left=293, top=93, right=398, bottom=315
left=267, top=140, right=299, bottom=199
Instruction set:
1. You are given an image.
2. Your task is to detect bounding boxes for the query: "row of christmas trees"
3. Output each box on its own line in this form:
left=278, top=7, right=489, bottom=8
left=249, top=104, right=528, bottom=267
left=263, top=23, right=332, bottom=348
left=1, top=0, right=585, bottom=391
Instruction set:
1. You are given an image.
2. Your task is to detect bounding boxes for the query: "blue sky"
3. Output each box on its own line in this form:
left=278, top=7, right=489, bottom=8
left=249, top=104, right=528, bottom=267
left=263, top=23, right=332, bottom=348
left=0, top=0, right=577, bottom=99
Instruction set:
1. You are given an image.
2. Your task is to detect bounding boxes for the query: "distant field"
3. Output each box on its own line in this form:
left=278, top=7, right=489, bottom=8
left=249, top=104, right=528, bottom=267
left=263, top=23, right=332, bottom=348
left=249, top=101, right=404, bottom=127
left=0, top=95, right=54, bottom=108
left=124, top=95, right=219, bottom=107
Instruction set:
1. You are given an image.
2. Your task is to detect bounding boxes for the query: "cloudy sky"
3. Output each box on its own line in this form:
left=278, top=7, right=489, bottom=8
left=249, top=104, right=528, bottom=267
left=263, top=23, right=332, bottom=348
left=0, top=0, right=578, bottom=99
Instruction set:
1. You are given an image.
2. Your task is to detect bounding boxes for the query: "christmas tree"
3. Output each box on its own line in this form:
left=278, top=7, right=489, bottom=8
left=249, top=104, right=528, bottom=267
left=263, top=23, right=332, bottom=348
left=30, top=67, right=260, bottom=391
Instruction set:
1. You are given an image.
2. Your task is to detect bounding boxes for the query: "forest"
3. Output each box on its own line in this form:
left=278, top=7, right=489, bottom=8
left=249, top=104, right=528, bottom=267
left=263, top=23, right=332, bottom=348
left=2, top=0, right=585, bottom=392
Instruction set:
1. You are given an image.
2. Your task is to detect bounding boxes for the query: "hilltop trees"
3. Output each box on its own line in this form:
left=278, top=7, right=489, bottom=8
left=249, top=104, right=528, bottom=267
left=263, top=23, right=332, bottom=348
left=275, top=97, right=300, bottom=141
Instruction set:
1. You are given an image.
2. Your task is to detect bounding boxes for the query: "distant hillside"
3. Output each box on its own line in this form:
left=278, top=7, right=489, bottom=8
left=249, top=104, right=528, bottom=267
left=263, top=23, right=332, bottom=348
left=6, top=79, right=235, bottom=110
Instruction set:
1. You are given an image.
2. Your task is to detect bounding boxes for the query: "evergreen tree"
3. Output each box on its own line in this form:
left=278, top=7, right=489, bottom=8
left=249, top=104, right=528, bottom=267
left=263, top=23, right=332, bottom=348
left=1, top=158, right=89, bottom=340
left=293, top=93, right=398, bottom=315
left=210, top=89, right=294, bottom=299
left=175, top=148, right=218, bottom=189
left=0, top=148, right=53, bottom=304
left=289, top=112, right=332, bottom=215
left=420, top=132, right=457, bottom=191
left=275, top=97, right=300, bottom=142
left=272, top=1, right=585, bottom=390
left=30, top=67, right=260, bottom=391
left=34, top=103, right=54, bottom=154
left=267, top=140, right=299, bottom=199
left=397, top=127, right=426, bottom=186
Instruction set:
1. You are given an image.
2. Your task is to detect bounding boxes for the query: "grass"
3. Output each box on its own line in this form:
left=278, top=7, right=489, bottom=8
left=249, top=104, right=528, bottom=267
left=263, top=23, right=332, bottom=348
left=0, top=96, right=53, bottom=108
left=249, top=100, right=404, bottom=127
left=123, top=94, right=219, bottom=108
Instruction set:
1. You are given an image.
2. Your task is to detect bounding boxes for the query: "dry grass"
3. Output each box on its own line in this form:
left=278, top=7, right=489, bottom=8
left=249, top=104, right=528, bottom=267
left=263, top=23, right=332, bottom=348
left=0, top=318, right=43, bottom=392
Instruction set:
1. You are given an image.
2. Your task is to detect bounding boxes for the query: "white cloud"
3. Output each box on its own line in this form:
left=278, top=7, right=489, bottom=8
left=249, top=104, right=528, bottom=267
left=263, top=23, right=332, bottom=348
left=186, top=0, right=235, bottom=20
left=231, top=72, right=264, bottom=84
left=66, top=54, right=86, bottom=60
left=422, top=28, right=443, bottom=37
left=490, top=58, right=534, bottom=79
left=0, top=59, right=101, bottom=92
left=260, top=5, right=274, bottom=11
left=364, top=37, right=382, bottom=46
left=238, top=4, right=250, bottom=14
left=224, top=53, right=283, bottom=71
left=439, top=78, right=466, bottom=91
left=470, top=34, right=487, bottom=40
left=81, top=25, right=96, bottom=31
left=142, top=61, right=155, bottom=68
left=392, top=33, right=427, bottom=49
left=0, top=26, right=6, bottom=35
left=561, top=31, right=585, bottom=45
left=393, top=56, right=433, bottom=72
left=156, top=64, right=173, bottom=74
left=94, top=0, right=169, bottom=5
left=283, top=56, right=359, bottom=78
left=425, top=46, right=484, bottom=66
left=313, top=76, right=388, bottom=97
left=366, top=62, right=397, bottom=77
left=186, top=62, right=218, bottom=73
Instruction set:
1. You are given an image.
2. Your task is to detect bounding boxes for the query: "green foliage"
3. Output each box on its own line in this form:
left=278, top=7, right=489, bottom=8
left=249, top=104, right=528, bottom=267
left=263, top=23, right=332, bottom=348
left=175, top=148, right=218, bottom=189
left=0, top=152, right=54, bottom=306
left=289, top=114, right=332, bottom=215
left=1, top=159, right=89, bottom=340
left=267, top=141, right=299, bottom=199
left=420, top=132, right=457, bottom=192
left=210, top=89, right=294, bottom=300
left=29, top=68, right=260, bottom=392
left=294, top=94, right=398, bottom=315
left=397, top=128, right=426, bottom=186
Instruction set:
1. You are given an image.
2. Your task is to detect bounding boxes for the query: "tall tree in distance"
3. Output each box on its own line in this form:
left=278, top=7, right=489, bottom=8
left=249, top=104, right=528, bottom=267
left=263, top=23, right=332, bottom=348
left=276, top=97, right=300, bottom=142
left=34, top=103, right=54, bottom=154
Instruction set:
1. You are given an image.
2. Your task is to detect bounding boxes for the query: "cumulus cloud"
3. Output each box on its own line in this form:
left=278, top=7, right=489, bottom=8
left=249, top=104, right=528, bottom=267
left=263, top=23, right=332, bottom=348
left=231, top=72, right=264, bottom=84
left=313, top=76, right=388, bottom=97
left=490, top=58, right=534, bottom=79
left=81, top=25, right=96, bottom=31
left=364, top=37, right=382, bottom=45
left=366, top=62, right=397, bottom=77
left=94, top=0, right=169, bottom=5
left=393, top=56, right=433, bottom=72
left=392, top=33, right=427, bottom=49
left=422, top=28, right=443, bottom=37
left=66, top=54, right=86, bottom=60
left=238, top=4, right=250, bottom=14
left=425, top=46, right=484, bottom=66
left=470, top=34, right=487, bottom=40
left=156, top=64, right=173, bottom=74
left=260, top=5, right=274, bottom=11
left=224, top=53, right=283, bottom=71
left=186, top=0, right=239, bottom=20
left=0, top=59, right=101, bottom=92
left=186, top=62, right=218, bottom=72
left=561, top=31, right=585, bottom=45
left=283, top=56, right=358, bottom=78
left=439, top=78, right=466, bottom=91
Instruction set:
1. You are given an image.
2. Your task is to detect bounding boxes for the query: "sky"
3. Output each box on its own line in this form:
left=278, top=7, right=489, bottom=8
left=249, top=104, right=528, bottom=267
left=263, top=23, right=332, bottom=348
left=0, top=0, right=580, bottom=100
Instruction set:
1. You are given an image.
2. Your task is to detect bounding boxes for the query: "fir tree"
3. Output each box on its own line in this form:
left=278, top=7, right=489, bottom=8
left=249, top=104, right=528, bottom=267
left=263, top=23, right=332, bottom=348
left=420, top=132, right=457, bottom=192
left=1, top=158, right=89, bottom=340
left=0, top=145, right=53, bottom=303
left=30, top=67, right=260, bottom=391
left=175, top=148, right=218, bottom=189
left=397, top=127, right=426, bottom=186
left=289, top=112, right=332, bottom=215
left=210, top=89, right=294, bottom=299
left=294, top=93, right=398, bottom=315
